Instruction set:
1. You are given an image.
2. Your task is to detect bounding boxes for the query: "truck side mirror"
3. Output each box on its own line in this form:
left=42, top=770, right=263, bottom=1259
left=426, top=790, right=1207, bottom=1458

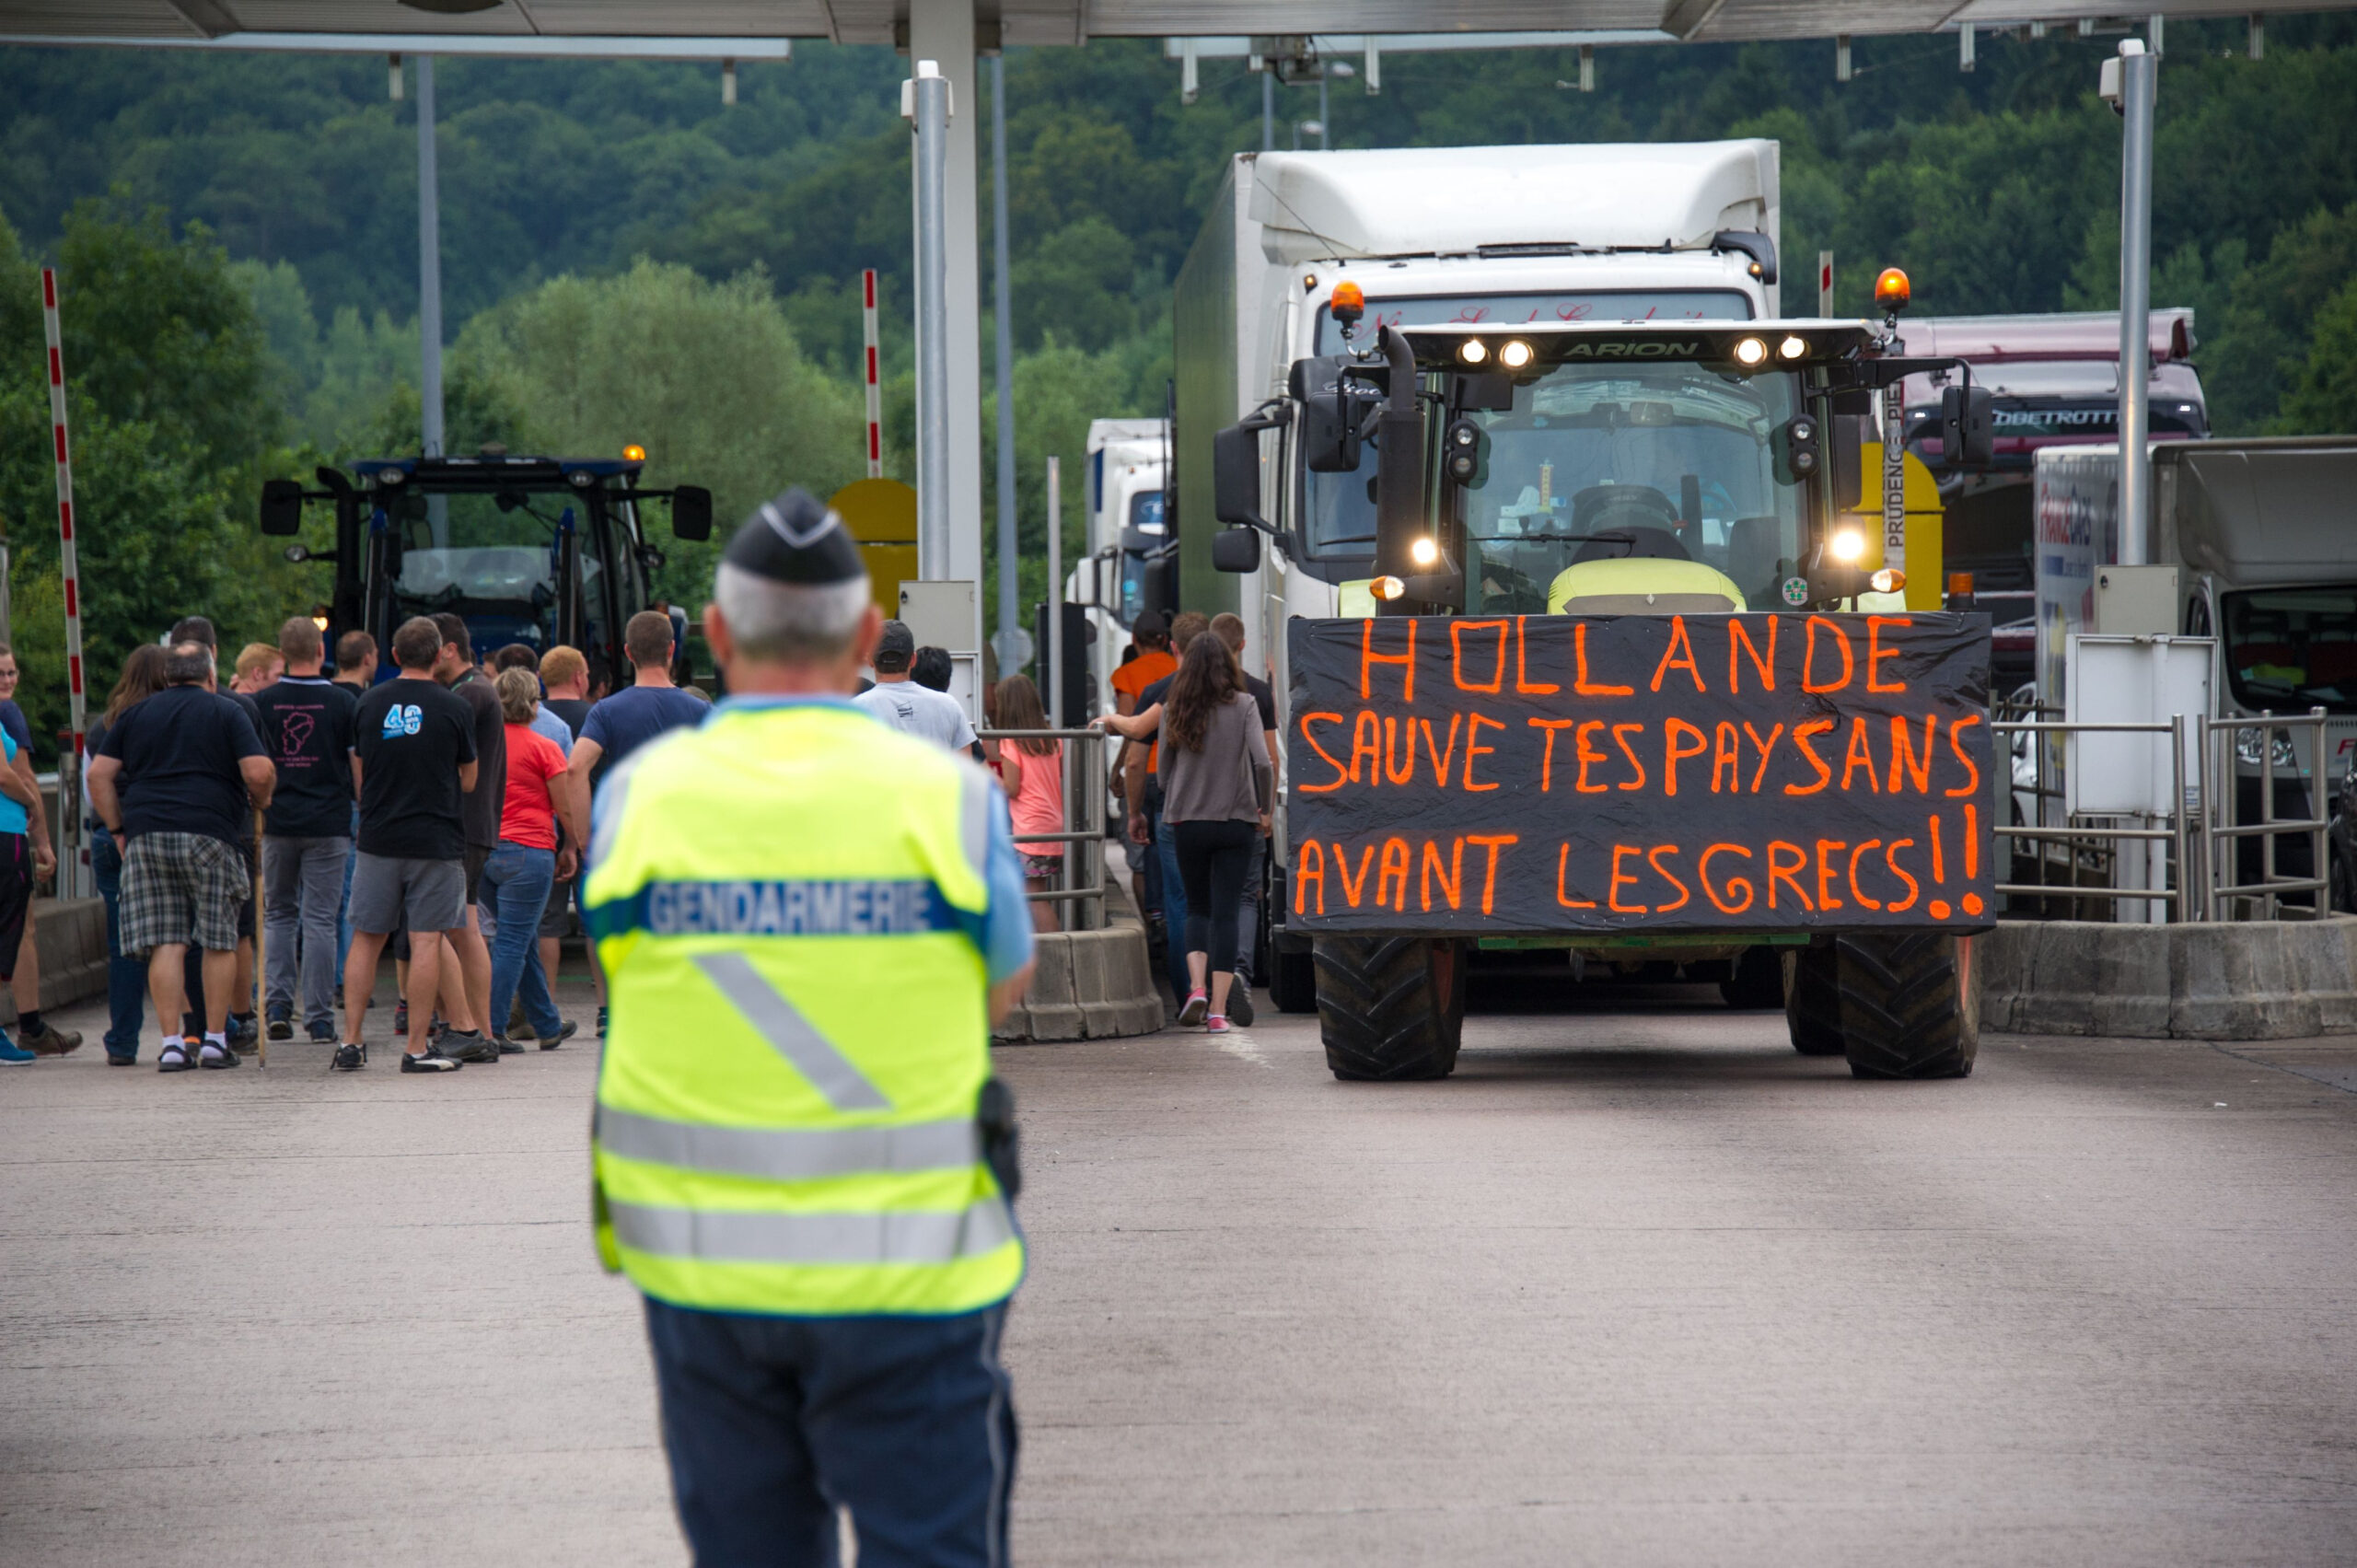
left=1940, top=385, right=1994, bottom=470
left=260, top=479, right=306, bottom=536
left=1292, top=354, right=1375, bottom=473
left=670, top=484, right=714, bottom=541
left=1213, top=424, right=1268, bottom=530
left=1212, top=527, right=1261, bottom=574
left=1829, top=413, right=1869, bottom=513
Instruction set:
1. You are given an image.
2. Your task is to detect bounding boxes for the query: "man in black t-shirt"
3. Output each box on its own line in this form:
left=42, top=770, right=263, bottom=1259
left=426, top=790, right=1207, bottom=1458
left=343, top=616, right=484, bottom=1074
left=87, top=642, right=275, bottom=1072
left=430, top=612, right=503, bottom=1057
left=251, top=617, right=358, bottom=1044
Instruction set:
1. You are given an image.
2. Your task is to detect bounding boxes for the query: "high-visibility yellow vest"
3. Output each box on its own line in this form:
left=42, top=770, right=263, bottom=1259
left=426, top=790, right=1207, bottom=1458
left=585, top=698, right=1022, bottom=1318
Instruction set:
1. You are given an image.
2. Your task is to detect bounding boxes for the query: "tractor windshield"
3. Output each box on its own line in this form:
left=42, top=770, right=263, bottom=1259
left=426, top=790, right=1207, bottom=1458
left=1451, top=362, right=1808, bottom=615
left=389, top=489, right=613, bottom=651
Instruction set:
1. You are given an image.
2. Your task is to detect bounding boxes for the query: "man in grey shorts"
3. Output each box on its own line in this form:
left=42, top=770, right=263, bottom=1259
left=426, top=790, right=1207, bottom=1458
left=341, top=616, right=487, bottom=1074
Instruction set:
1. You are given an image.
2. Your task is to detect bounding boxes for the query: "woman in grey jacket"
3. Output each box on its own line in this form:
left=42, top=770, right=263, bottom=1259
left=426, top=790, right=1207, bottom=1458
left=1157, top=631, right=1273, bottom=1032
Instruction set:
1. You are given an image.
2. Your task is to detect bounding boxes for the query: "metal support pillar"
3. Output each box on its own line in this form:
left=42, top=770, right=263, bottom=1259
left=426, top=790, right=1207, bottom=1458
left=416, top=54, right=444, bottom=460
left=990, top=52, right=1019, bottom=669
left=1959, top=24, right=1975, bottom=72
left=907, top=60, right=952, bottom=579
left=1261, top=69, right=1272, bottom=150
left=1836, top=34, right=1852, bottom=82
left=2115, top=40, right=2157, bottom=565
left=907, top=0, right=986, bottom=694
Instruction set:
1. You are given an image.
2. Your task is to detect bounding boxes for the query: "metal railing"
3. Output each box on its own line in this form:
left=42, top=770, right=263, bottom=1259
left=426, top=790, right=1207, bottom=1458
left=1987, top=704, right=2332, bottom=924
left=1991, top=714, right=2195, bottom=920
left=977, top=726, right=1114, bottom=930
left=2202, top=708, right=2328, bottom=921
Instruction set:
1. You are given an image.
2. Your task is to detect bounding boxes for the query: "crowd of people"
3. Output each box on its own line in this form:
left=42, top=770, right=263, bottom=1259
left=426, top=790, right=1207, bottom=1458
left=0, top=597, right=1028, bottom=1073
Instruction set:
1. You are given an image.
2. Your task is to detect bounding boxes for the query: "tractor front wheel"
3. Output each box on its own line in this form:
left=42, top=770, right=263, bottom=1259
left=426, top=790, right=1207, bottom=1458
left=1315, top=936, right=1467, bottom=1081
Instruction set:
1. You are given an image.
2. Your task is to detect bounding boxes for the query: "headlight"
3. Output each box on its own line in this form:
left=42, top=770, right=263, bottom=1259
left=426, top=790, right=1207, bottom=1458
left=1778, top=335, right=1808, bottom=361
left=2235, top=728, right=2300, bottom=771
left=1457, top=338, right=1488, bottom=366
left=1733, top=336, right=1769, bottom=368
left=1410, top=537, right=1441, bottom=568
left=1498, top=340, right=1534, bottom=370
left=1829, top=528, right=1865, bottom=563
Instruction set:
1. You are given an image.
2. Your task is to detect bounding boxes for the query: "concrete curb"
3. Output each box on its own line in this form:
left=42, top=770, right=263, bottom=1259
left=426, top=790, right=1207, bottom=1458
left=1979, top=916, right=2357, bottom=1040
left=0, top=898, right=108, bottom=1026
left=993, top=878, right=1164, bottom=1044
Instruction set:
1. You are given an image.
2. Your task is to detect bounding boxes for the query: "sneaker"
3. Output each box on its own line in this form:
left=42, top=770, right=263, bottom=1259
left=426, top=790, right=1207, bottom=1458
left=199, top=1037, right=242, bottom=1069
left=441, top=1030, right=500, bottom=1064
left=399, top=1045, right=463, bottom=1074
left=393, top=999, right=409, bottom=1037
left=492, top=1036, right=526, bottom=1056
left=1204, top=1015, right=1231, bottom=1035
left=265, top=1010, right=293, bottom=1041
left=0, top=1033, right=34, bottom=1065
left=226, top=1014, right=259, bottom=1050
left=106, top=1051, right=138, bottom=1067
left=537, top=1019, right=578, bottom=1051
left=308, top=1024, right=339, bottom=1045
left=21, top=1020, right=81, bottom=1056
left=1227, top=988, right=1256, bottom=1028
left=1178, top=989, right=1209, bottom=1026
left=157, top=1040, right=193, bottom=1073
left=596, top=1005, right=608, bottom=1039
left=330, top=1042, right=366, bottom=1073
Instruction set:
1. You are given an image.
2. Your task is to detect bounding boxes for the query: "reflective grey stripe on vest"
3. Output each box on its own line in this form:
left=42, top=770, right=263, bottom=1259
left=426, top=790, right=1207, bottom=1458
left=598, top=1104, right=981, bottom=1180
left=606, top=1193, right=1016, bottom=1265
left=692, top=951, right=891, bottom=1112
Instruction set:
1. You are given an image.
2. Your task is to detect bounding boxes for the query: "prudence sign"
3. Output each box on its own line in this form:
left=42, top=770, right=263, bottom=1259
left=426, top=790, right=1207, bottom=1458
left=1285, top=613, right=1994, bottom=934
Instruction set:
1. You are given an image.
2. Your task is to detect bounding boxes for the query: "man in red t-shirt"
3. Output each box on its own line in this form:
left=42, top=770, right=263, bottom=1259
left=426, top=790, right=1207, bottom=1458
left=478, top=668, right=581, bottom=1051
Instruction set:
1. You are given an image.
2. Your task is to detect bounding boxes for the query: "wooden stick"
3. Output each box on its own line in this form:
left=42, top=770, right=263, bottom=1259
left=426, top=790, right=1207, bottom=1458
left=251, top=807, right=266, bottom=1071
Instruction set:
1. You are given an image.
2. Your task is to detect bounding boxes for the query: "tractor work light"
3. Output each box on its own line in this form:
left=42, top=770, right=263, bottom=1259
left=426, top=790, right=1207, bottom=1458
left=1779, top=335, right=1809, bottom=361
left=1370, top=575, right=1407, bottom=602
left=1457, top=337, right=1488, bottom=365
left=374, top=468, right=406, bottom=488
left=1733, top=336, right=1769, bottom=368
left=1410, top=536, right=1441, bottom=568
left=1870, top=568, right=1905, bottom=594
left=1498, top=339, right=1534, bottom=370
left=1875, top=267, right=1912, bottom=313
left=623, top=443, right=647, bottom=462
left=1830, top=527, right=1866, bottom=563
left=568, top=469, right=596, bottom=488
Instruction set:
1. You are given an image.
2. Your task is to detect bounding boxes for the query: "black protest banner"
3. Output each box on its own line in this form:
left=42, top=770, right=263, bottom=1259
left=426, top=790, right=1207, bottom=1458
left=1284, top=613, right=1993, bottom=934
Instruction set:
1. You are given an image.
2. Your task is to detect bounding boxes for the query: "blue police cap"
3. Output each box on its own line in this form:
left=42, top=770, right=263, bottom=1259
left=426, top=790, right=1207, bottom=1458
left=724, top=487, right=865, bottom=587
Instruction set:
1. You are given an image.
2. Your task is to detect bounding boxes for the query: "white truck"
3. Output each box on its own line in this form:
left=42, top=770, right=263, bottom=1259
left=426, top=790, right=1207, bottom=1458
left=1172, top=142, right=1793, bottom=1011
left=2031, top=436, right=2357, bottom=902
left=1062, top=417, right=1169, bottom=717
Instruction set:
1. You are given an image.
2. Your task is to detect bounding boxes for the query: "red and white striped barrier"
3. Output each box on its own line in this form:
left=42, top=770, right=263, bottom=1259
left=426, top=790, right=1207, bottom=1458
left=39, top=268, right=87, bottom=765
left=862, top=268, right=883, bottom=479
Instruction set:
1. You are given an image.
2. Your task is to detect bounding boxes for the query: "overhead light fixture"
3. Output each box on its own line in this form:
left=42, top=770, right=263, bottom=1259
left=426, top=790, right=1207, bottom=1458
left=1498, top=340, right=1534, bottom=370
left=1778, top=335, right=1809, bottom=360
left=1457, top=338, right=1488, bottom=365
left=1733, top=336, right=1769, bottom=368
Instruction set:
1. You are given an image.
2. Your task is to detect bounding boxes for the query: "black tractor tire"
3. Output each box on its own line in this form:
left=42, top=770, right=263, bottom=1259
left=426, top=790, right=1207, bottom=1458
left=1314, top=935, right=1466, bottom=1081
left=1722, top=945, right=1786, bottom=1010
left=1783, top=945, right=1847, bottom=1055
left=1835, top=932, right=1980, bottom=1081
left=1271, top=946, right=1319, bottom=1014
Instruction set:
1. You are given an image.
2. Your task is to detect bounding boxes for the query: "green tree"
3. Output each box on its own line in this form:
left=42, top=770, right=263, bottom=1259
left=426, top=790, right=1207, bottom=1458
left=453, top=258, right=865, bottom=604
left=2277, top=274, right=2357, bottom=433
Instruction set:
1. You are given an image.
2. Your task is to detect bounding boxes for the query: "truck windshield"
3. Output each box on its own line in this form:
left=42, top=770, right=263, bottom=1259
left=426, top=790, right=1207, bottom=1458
left=1451, top=362, right=1807, bottom=614
left=2221, top=587, right=2357, bottom=714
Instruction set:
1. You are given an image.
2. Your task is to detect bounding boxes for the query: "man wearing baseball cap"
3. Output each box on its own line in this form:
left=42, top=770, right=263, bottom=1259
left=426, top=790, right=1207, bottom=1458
left=852, top=618, right=981, bottom=758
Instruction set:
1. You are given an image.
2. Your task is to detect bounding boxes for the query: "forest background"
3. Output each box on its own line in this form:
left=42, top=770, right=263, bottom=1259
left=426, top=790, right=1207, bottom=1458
left=0, top=17, right=2351, bottom=756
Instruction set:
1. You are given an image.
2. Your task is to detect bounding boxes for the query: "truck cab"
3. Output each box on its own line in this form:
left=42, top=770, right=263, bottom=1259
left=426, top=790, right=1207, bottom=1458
left=261, top=452, right=711, bottom=684
left=1066, top=418, right=1170, bottom=717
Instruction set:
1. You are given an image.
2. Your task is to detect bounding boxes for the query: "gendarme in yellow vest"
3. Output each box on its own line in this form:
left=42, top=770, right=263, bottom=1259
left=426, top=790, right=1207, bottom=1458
left=586, top=699, right=1023, bottom=1317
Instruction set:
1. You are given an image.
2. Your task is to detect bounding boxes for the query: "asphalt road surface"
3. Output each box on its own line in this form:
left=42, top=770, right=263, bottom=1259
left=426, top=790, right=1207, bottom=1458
left=5, top=971, right=2354, bottom=1565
